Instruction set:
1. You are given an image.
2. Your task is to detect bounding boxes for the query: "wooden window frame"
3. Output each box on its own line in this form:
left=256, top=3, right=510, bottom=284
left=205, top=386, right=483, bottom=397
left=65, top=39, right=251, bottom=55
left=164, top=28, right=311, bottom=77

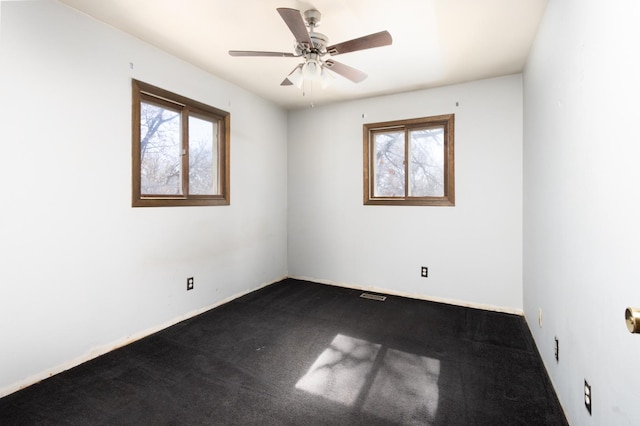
left=132, top=79, right=230, bottom=207
left=363, top=114, right=455, bottom=206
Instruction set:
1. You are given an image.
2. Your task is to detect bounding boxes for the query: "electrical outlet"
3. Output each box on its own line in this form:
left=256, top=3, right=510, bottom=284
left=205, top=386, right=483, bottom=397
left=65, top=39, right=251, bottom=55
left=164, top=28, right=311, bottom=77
left=421, top=266, right=428, bottom=278
left=584, top=380, right=592, bottom=415
left=554, top=337, right=559, bottom=362
left=187, top=277, right=194, bottom=291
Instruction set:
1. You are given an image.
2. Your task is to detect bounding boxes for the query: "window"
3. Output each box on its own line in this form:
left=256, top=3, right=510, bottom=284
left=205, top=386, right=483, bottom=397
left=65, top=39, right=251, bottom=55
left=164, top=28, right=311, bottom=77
left=363, top=114, right=454, bottom=206
left=132, top=80, right=230, bottom=207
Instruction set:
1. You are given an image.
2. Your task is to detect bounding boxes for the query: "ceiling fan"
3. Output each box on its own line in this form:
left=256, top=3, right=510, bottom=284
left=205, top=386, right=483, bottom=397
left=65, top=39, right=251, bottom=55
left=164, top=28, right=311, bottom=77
left=229, top=8, right=392, bottom=87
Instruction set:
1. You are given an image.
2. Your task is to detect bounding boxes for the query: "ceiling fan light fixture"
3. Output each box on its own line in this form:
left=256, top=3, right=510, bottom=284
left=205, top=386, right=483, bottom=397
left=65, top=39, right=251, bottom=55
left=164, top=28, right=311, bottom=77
left=320, top=66, right=335, bottom=88
left=302, top=58, right=322, bottom=80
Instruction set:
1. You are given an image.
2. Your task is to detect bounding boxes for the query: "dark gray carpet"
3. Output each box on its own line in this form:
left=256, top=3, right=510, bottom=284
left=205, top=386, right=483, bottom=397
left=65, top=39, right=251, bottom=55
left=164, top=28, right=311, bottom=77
left=0, top=279, right=567, bottom=425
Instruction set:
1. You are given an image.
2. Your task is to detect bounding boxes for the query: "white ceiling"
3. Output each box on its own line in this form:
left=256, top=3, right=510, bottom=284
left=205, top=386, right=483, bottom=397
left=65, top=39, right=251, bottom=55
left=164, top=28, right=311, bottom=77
left=58, top=0, right=548, bottom=110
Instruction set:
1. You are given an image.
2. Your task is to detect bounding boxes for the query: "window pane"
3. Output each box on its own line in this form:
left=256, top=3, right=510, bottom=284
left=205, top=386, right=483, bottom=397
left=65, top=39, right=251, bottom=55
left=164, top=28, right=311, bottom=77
left=374, top=131, right=405, bottom=197
left=188, top=115, right=218, bottom=195
left=140, top=102, right=182, bottom=195
left=408, top=127, right=444, bottom=197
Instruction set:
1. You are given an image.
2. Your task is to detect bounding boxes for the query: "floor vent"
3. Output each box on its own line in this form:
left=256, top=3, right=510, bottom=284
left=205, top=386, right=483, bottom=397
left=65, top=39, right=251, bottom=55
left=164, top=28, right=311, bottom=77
left=360, top=292, right=387, bottom=301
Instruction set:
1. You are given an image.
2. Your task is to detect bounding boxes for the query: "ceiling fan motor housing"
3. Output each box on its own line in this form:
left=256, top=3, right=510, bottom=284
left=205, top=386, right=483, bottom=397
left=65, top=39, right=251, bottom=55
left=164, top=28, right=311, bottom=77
left=294, top=31, right=328, bottom=56
left=310, top=32, right=328, bottom=52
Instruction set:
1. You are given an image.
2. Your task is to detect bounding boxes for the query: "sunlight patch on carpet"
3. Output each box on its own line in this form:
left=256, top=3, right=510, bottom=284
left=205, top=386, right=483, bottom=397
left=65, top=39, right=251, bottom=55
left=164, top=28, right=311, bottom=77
left=295, top=334, right=440, bottom=424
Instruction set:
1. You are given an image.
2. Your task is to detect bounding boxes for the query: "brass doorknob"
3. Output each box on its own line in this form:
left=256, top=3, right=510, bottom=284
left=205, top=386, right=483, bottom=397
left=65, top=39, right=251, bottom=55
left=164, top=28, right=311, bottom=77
left=625, top=308, right=640, bottom=333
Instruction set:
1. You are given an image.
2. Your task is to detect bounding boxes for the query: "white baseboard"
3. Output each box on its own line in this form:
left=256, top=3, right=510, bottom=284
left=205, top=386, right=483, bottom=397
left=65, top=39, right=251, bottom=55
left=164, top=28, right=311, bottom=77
left=288, top=275, right=524, bottom=316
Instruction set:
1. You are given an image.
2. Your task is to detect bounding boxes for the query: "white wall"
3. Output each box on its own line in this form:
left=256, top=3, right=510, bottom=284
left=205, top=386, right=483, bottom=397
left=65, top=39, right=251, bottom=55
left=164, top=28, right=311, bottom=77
left=523, top=0, right=640, bottom=424
left=288, top=75, right=523, bottom=312
left=0, top=0, right=288, bottom=397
